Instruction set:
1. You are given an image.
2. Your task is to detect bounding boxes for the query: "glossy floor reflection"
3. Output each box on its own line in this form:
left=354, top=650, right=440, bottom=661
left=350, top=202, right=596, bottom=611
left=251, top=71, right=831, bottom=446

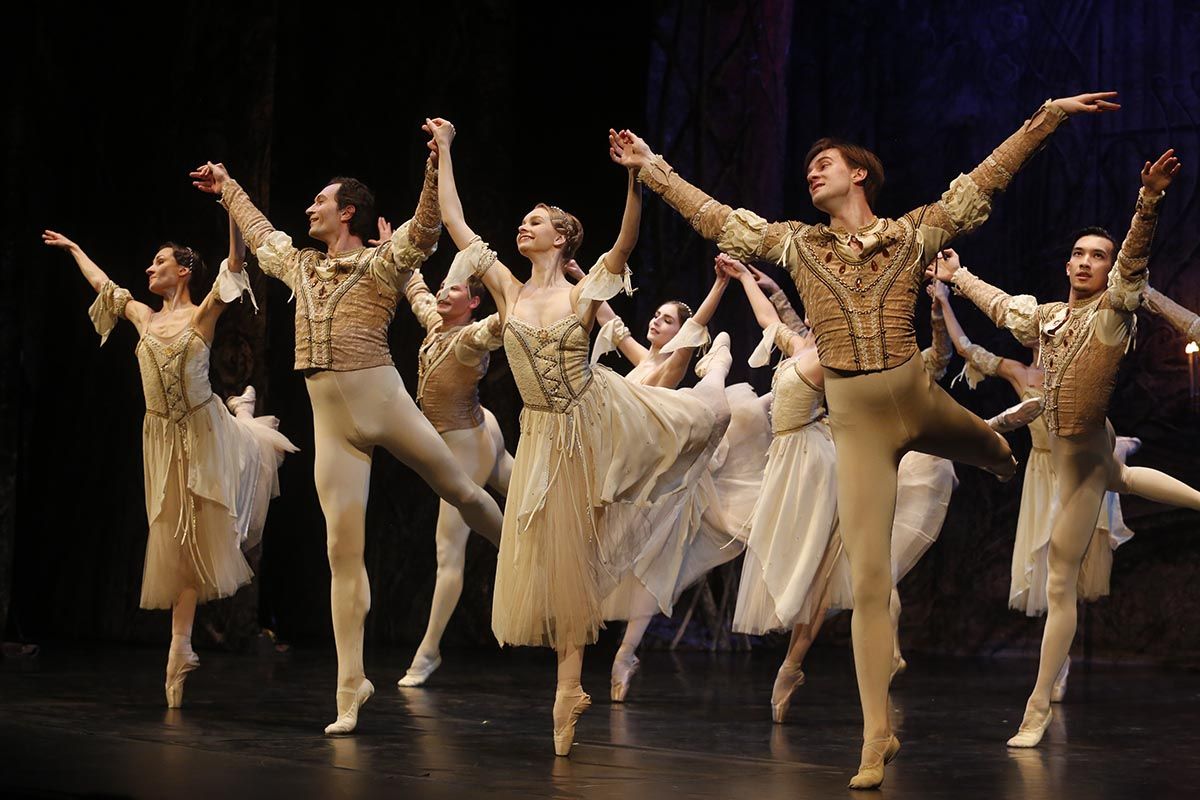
left=2, top=643, right=1199, bottom=798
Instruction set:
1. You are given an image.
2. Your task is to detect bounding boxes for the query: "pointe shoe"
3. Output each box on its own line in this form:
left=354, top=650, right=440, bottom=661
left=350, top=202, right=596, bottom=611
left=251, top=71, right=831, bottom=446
left=770, top=662, right=806, bottom=724
left=1050, top=658, right=1070, bottom=704
left=324, top=679, right=375, bottom=735
left=552, top=689, right=592, bottom=756
left=695, top=332, right=732, bottom=378
left=890, top=655, right=908, bottom=682
left=398, top=654, right=442, bottom=688
left=226, top=385, right=257, bottom=416
left=165, top=649, right=200, bottom=709
left=848, top=734, right=901, bottom=790
left=1007, top=706, right=1052, bottom=748
left=610, top=653, right=640, bottom=703
left=986, top=397, right=1044, bottom=433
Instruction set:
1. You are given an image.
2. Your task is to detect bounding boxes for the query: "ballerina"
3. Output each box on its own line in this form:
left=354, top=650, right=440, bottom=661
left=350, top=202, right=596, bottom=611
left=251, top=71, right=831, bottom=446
left=427, top=116, right=730, bottom=757
left=585, top=259, right=771, bottom=702
left=611, top=90, right=1117, bottom=786
left=43, top=217, right=296, bottom=708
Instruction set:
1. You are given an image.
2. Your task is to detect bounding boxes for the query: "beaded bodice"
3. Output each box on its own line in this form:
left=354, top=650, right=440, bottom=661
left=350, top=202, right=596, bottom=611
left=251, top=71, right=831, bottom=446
left=136, top=327, right=214, bottom=422
left=503, top=315, right=593, bottom=413
left=771, top=359, right=826, bottom=434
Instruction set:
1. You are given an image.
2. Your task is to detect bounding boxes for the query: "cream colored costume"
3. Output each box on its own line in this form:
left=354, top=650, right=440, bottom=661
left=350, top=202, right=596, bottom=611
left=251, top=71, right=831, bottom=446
left=220, top=163, right=505, bottom=732
left=442, top=240, right=722, bottom=649
left=89, top=273, right=296, bottom=609
left=951, top=186, right=1200, bottom=740
left=954, top=340, right=1133, bottom=615
left=637, top=103, right=1070, bottom=778
left=595, top=316, right=771, bottom=619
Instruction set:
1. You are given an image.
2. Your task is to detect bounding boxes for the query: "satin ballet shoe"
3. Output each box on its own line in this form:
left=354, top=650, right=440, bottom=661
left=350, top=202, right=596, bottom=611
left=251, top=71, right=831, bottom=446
left=398, top=654, right=442, bottom=688
left=986, top=397, right=1044, bottom=433
left=848, top=734, right=901, bottom=790
left=695, top=332, right=732, bottom=378
left=890, top=655, right=908, bottom=682
left=770, top=662, right=806, bottom=724
left=610, top=653, right=640, bottom=703
left=226, top=385, right=257, bottom=416
left=552, top=689, right=592, bottom=756
left=324, top=679, right=375, bottom=735
left=1050, top=658, right=1070, bottom=704
left=164, top=649, right=200, bottom=709
left=1007, top=706, right=1052, bottom=748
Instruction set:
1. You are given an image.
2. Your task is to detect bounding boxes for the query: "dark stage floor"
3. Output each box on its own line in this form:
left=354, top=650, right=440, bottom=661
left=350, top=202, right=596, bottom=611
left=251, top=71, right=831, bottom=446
left=2, top=643, right=1199, bottom=799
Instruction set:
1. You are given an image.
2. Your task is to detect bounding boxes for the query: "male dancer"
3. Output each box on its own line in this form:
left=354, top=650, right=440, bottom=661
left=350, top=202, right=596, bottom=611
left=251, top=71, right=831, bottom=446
left=191, top=157, right=504, bottom=734
left=395, top=240, right=512, bottom=687
left=935, top=149, right=1200, bottom=746
left=611, top=90, right=1118, bottom=788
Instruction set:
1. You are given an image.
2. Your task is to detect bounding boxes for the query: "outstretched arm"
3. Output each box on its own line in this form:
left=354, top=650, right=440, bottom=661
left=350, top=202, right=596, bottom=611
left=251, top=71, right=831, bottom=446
left=719, top=254, right=803, bottom=362
left=425, top=118, right=523, bottom=319
left=43, top=231, right=153, bottom=339
left=402, top=268, right=442, bottom=334
left=563, top=259, right=647, bottom=366
left=610, top=128, right=798, bottom=269
left=913, top=92, right=1119, bottom=253
left=195, top=211, right=256, bottom=337
left=191, top=161, right=300, bottom=290
left=930, top=248, right=1040, bottom=348
left=749, top=264, right=808, bottom=336
left=1106, top=149, right=1178, bottom=311
left=1143, top=286, right=1200, bottom=343
left=367, top=155, right=446, bottom=295
left=922, top=281, right=953, bottom=381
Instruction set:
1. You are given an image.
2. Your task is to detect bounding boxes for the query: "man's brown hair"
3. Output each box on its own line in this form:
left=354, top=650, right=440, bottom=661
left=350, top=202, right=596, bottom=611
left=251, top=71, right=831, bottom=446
left=804, top=138, right=886, bottom=206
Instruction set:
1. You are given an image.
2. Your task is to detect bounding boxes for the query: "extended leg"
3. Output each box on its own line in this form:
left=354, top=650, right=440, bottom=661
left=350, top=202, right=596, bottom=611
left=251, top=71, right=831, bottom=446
left=610, top=585, right=659, bottom=702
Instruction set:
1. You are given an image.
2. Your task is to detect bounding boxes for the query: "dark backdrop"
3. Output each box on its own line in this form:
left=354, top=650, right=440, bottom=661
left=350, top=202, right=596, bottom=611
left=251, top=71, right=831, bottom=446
left=3, top=1, right=1199, bottom=663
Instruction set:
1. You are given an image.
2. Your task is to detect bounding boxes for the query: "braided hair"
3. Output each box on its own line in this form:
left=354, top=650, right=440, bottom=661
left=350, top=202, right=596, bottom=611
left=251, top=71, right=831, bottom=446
left=535, top=202, right=584, bottom=262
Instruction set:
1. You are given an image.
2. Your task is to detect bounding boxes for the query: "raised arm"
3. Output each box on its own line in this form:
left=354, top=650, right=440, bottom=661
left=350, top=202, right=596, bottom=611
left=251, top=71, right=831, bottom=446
left=717, top=255, right=781, bottom=331
left=402, top=268, right=442, bottom=333
left=43, top=231, right=153, bottom=341
left=609, top=129, right=799, bottom=268
left=191, top=161, right=300, bottom=290
left=606, top=165, right=641, bottom=274
left=750, top=264, right=808, bottom=336
left=912, top=92, right=1119, bottom=254
left=195, top=210, right=257, bottom=338
left=1106, top=149, right=1178, bottom=311
left=367, top=155, right=445, bottom=295
left=426, top=118, right=523, bottom=319
left=930, top=248, right=1040, bottom=348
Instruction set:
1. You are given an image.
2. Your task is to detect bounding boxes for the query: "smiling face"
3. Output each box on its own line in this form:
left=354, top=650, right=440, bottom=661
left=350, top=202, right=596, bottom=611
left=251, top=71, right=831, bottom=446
left=516, top=207, right=565, bottom=260
left=1066, top=234, right=1115, bottom=297
left=306, top=183, right=349, bottom=240
left=806, top=148, right=865, bottom=213
left=647, top=302, right=686, bottom=347
left=145, top=247, right=189, bottom=297
left=436, top=281, right=480, bottom=322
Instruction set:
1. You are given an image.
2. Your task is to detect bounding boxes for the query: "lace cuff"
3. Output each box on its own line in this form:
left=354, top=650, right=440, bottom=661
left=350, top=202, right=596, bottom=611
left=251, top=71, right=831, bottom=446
left=445, top=237, right=498, bottom=289
left=936, top=173, right=993, bottom=237
left=88, top=280, right=132, bottom=346
left=748, top=322, right=796, bottom=368
left=659, top=317, right=710, bottom=355
left=952, top=338, right=1003, bottom=389
left=210, top=259, right=259, bottom=312
left=591, top=316, right=632, bottom=365
left=575, top=252, right=633, bottom=315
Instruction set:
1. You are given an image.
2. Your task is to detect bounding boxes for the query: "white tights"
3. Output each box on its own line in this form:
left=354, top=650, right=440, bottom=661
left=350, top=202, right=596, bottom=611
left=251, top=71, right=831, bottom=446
left=305, top=366, right=505, bottom=708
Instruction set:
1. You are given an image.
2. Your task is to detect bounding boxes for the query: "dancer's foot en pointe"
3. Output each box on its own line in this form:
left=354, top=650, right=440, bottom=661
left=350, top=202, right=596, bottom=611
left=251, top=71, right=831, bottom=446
left=610, top=650, right=640, bottom=703
left=398, top=652, right=442, bottom=688
left=552, top=687, right=592, bottom=756
left=1050, top=657, right=1070, bottom=704
left=770, top=661, right=806, bottom=724
left=1006, top=703, right=1052, bottom=748
left=226, top=384, right=257, bottom=417
left=848, top=734, right=901, bottom=790
left=694, top=331, right=732, bottom=378
left=324, top=678, right=375, bottom=735
left=164, top=647, right=200, bottom=709
left=890, top=655, right=907, bottom=682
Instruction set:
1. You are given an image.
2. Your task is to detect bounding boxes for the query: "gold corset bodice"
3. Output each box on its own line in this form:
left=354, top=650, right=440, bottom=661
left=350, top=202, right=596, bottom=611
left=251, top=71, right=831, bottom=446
left=770, top=359, right=826, bottom=434
left=136, top=328, right=215, bottom=422
left=503, top=315, right=594, bottom=414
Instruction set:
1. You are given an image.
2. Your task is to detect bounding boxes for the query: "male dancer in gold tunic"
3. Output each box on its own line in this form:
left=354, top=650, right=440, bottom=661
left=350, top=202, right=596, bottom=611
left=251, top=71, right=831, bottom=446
left=937, top=149, right=1200, bottom=747
left=191, top=157, right=504, bottom=735
left=611, top=90, right=1118, bottom=788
